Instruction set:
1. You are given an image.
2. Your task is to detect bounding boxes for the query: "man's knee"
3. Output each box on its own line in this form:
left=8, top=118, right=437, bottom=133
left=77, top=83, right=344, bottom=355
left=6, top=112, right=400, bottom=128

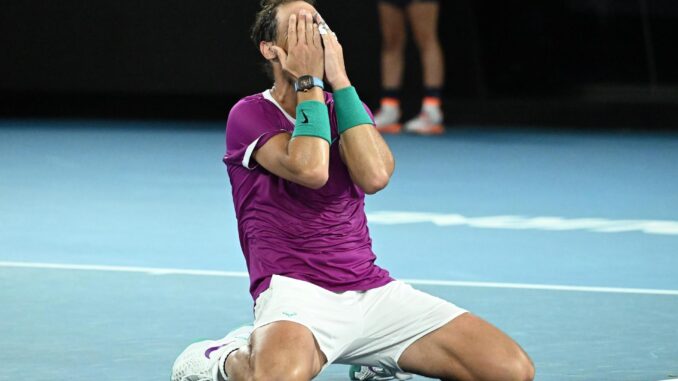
left=248, top=351, right=315, bottom=381
left=251, top=364, right=312, bottom=381
left=498, top=351, right=535, bottom=381
left=453, top=350, right=533, bottom=381
left=243, top=321, right=324, bottom=381
left=519, top=356, right=536, bottom=381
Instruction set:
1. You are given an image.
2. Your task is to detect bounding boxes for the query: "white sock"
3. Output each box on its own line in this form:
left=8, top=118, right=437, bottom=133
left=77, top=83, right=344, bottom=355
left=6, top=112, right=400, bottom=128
left=422, top=104, right=443, bottom=123
left=215, top=346, right=244, bottom=381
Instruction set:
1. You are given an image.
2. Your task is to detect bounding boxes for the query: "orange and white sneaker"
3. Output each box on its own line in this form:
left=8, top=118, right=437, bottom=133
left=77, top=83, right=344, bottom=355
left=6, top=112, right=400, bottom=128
left=374, top=98, right=402, bottom=134
left=404, top=97, right=444, bottom=135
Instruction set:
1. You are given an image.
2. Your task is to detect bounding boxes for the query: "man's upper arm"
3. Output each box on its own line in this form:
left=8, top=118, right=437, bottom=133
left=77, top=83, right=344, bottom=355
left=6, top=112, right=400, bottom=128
left=224, top=100, right=287, bottom=170
left=225, top=97, right=330, bottom=189
left=253, top=132, right=331, bottom=189
left=252, top=132, right=297, bottom=179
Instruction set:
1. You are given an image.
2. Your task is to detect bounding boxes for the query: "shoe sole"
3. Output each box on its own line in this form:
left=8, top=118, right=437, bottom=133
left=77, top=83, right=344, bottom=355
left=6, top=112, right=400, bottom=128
left=407, top=124, right=444, bottom=135
left=376, top=123, right=402, bottom=134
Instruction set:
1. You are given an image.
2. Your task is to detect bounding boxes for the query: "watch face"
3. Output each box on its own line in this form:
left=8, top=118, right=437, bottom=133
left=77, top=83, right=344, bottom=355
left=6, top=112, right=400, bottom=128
left=299, top=76, right=313, bottom=90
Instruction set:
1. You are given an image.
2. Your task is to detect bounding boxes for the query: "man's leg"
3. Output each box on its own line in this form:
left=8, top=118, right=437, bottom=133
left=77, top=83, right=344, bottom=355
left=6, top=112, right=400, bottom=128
left=225, top=321, right=327, bottom=381
left=397, top=313, right=535, bottom=381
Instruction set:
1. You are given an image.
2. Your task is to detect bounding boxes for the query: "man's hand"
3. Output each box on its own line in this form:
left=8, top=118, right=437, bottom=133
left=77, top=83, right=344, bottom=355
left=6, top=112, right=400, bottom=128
left=271, top=10, right=324, bottom=80
left=315, top=14, right=351, bottom=90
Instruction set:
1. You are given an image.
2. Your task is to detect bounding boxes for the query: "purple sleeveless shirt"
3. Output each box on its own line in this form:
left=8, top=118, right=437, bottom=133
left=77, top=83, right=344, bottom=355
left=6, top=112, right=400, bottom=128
left=223, top=90, right=392, bottom=301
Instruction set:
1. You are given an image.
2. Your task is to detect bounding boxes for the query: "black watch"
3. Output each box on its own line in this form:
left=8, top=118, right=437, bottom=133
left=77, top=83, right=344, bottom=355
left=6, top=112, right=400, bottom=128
left=294, top=75, right=324, bottom=92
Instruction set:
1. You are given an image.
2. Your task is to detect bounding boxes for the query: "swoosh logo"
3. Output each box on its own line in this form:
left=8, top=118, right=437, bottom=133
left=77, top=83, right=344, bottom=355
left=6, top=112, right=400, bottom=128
left=301, top=110, right=309, bottom=123
left=204, top=342, right=230, bottom=359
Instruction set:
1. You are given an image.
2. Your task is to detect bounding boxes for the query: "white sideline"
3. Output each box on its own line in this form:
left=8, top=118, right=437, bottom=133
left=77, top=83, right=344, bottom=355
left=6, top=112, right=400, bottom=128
left=1, top=260, right=677, bottom=296
left=366, top=211, right=678, bottom=236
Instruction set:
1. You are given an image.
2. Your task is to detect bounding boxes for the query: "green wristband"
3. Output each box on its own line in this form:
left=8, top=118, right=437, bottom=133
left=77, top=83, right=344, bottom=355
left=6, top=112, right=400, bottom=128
left=333, top=86, right=373, bottom=134
left=292, top=100, right=331, bottom=145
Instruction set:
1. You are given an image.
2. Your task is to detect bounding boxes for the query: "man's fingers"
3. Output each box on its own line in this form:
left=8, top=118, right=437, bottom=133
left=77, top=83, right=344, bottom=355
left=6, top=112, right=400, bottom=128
left=312, top=23, right=321, bottom=48
left=287, top=14, right=297, bottom=47
left=305, top=12, right=314, bottom=45
left=270, top=46, right=287, bottom=63
left=327, top=31, right=340, bottom=49
left=320, top=30, right=334, bottom=50
left=316, top=15, right=337, bottom=46
left=318, top=22, right=329, bottom=36
left=297, top=11, right=307, bottom=45
left=270, top=46, right=299, bottom=77
left=313, top=12, right=324, bottom=25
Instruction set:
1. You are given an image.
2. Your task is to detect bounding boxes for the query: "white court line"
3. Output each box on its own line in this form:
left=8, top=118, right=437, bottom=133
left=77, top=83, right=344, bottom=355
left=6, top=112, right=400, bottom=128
left=0, top=261, right=248, bottom=277
left=2, top=260, right=677, bottom=296
left=366, top=211, right=678, bottom=236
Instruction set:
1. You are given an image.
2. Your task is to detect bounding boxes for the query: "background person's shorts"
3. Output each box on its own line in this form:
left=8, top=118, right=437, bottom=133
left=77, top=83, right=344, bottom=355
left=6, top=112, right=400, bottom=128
left=253, top=275, right=467, bottom=374
left=379, top=0, right=439, bottom=9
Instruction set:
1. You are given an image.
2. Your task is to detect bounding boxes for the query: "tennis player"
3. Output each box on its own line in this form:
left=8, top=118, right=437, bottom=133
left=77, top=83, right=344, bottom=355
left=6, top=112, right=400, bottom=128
left=171, top=1, right=534, bottom=380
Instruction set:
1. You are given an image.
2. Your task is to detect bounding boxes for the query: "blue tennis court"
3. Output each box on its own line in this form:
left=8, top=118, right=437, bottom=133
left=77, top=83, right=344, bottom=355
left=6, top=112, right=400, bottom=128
left=1, top=119, right=677, bottom=380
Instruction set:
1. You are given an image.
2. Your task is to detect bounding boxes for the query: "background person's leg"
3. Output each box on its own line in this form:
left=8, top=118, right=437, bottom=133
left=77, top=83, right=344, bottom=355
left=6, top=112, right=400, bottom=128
left=375, top=1, right=407, bottom=133
left=404, top=1, right=445, bottom=134
left=407, top=1, right=444, bottom=91
left=397, top=313, right=535, bottom=381
left=378, top=1, right=407, bottom=92
left=226, top=321, right=327, bottom=381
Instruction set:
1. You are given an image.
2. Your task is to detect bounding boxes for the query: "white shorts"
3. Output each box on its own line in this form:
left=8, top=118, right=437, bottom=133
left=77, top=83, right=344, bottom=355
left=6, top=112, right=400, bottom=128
left=253, top=275, right=467, bottom=374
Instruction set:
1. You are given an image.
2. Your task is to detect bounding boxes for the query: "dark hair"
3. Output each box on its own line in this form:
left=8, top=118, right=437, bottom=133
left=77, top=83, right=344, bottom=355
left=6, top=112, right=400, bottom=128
left=250, top=0, right=316, bottom=47
left=250, top=0, right=316, bottom=78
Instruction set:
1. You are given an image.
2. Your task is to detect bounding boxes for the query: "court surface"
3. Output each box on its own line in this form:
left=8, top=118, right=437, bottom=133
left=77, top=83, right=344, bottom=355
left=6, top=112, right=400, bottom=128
left=1, top=119, right=677, bottom=381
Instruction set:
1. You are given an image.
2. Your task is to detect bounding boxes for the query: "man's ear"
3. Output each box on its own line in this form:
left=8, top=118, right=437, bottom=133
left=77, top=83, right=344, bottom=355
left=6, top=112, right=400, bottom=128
left=259, top=41, right=277, bottom=61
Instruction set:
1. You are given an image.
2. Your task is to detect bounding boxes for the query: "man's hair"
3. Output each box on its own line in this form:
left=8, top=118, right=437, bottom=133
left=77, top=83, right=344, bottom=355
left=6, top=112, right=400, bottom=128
left=250, top=0, right=316, bottom=47
left=250, top=0, right=316, bottom=79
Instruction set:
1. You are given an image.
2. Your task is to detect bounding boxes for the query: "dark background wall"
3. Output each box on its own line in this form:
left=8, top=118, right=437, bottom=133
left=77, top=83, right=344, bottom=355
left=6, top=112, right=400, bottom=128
left=1, top=0, right=677, bottom=126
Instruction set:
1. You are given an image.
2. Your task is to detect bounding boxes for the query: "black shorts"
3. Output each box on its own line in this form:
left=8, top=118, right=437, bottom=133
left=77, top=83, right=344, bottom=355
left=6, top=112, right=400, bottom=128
left=380, top=0, right=438, bottom=8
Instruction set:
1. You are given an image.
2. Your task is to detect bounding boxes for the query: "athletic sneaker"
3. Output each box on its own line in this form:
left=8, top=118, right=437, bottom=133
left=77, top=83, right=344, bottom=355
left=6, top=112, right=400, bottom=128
left=404, top=98, right=444, bottom=135
left=171, top=326, right=253, bottom=381
left=374, top=101, right=402, bottom=134
left=348, top=365, right=413, bottom=381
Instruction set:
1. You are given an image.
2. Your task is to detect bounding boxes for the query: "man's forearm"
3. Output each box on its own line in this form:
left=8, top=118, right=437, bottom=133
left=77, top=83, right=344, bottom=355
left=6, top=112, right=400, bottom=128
left=339, top=124, right=394, bottom=194
left=296, top=87, right=324, bottom=104
left=332, top=86, right=395, bottom=194
left=285, top=87, right=331, bottom=188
